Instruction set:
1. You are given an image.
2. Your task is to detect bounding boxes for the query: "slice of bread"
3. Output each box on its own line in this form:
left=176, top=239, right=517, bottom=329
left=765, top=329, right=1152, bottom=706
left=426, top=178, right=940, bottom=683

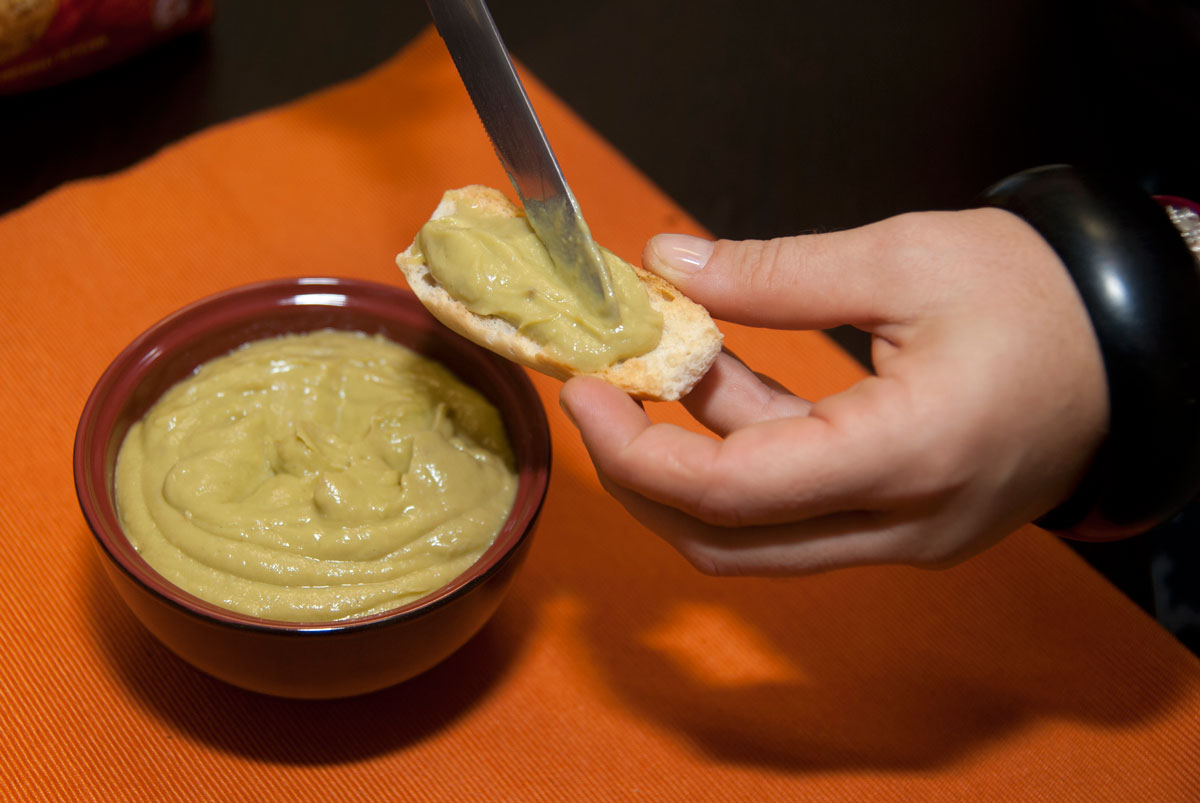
left=397, top=186, right=722, bottom=402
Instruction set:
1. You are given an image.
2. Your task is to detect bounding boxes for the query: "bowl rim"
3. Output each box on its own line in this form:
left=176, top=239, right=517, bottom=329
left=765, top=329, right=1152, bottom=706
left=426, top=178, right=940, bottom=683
left=74, top=276, right=551, bottom=635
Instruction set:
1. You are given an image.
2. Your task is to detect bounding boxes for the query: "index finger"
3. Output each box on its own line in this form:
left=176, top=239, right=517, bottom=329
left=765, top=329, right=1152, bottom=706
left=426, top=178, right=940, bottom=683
left=682, top=350, right=813, bottom=437
left=560, top=374, right=916, bottom=527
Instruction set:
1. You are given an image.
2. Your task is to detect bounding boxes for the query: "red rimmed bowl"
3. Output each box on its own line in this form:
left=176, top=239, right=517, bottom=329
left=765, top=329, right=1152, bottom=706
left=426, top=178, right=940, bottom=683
left=74, top=277, right=551, bottom=699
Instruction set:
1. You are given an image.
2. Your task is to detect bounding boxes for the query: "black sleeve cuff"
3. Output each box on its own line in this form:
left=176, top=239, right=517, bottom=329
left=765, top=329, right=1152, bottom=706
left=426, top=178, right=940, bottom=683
left=984, top=165, right=1200, bottom=540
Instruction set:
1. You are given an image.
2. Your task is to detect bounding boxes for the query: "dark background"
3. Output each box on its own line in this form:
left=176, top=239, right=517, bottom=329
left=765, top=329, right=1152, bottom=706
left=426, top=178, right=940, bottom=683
left=3, top=1, right=1197, bottom=651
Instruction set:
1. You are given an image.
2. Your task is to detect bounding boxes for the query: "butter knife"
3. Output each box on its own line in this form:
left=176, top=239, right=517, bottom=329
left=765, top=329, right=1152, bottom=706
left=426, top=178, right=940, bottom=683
left=425, top=0, right=619, bottom=322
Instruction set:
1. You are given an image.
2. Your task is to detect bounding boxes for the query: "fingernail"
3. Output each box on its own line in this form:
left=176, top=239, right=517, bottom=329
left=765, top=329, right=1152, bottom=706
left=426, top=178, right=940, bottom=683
left=649, top=234, right=714, bottom=275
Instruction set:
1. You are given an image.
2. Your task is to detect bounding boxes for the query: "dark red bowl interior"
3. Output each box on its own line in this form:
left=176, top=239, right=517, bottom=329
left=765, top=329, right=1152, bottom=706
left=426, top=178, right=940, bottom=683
left=74, top=277, right=551, bottom=633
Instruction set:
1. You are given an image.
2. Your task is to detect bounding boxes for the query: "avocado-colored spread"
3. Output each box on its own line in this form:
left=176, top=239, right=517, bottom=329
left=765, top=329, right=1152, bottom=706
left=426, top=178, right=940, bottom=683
left=114, top=330, right=517, bottom=623
left=414, top=199, right=663, bottom=372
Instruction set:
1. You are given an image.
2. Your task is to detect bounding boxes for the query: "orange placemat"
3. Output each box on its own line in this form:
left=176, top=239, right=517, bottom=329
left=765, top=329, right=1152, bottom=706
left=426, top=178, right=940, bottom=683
left=2, top=27, right=1197, bottom=801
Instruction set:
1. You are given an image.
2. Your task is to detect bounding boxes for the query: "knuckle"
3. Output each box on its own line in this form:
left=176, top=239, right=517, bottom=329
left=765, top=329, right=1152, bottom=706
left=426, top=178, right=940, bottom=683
left=689, top=486, right=752, bottom=529
left=719, top=237, right=797, bottom=297
left=870, top=212, right=948, bottom=281
left=680, top=546, right=728, bottom=577
left=677, top=541, right=760, bottom=578
left=877, top=211, right=947, bottom=251
left=907, top=542, right=964, bottom=569
left=906, top=455, right=972, bottom=501
left=895, top=525, right=975, bottom=569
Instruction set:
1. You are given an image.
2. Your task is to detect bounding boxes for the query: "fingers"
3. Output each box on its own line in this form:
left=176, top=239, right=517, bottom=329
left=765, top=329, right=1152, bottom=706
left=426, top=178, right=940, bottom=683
left=558, top=208, right=1108, bottom=573
left=560, top=375, right=910, bottom=527
left=561, top=376, right=994, bottom=576
left=643, top=213, right=948, bottom=331
left=641, top=230, right=875, bottom=330
left=560, top=375, right=723, bottom=503
left=681, top=351, right=813, bottom=437
left=595, top=472, right=903, bottom=576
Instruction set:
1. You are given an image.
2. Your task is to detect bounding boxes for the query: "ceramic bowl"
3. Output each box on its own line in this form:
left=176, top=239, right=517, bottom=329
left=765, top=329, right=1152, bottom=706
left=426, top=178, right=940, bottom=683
left=74, top=277, right=551, bottom=699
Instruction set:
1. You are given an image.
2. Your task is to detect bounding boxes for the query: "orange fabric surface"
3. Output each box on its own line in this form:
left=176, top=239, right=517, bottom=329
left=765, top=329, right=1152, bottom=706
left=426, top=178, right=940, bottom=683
left=2, top=27, right=1198, bottom=801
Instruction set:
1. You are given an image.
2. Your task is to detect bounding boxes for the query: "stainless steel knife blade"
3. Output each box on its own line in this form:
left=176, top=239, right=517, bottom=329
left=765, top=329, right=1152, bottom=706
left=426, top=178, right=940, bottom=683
left=426, top=0, right=618, bottom=322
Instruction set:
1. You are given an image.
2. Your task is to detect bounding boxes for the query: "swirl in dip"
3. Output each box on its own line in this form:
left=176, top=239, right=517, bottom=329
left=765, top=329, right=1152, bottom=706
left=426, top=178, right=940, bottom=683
left=114, top=329, right=517, bottom=623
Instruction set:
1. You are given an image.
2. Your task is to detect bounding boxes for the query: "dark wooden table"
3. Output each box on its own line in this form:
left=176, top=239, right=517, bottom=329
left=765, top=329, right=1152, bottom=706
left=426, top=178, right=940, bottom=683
left=3, top=0, right=1196, bottom=651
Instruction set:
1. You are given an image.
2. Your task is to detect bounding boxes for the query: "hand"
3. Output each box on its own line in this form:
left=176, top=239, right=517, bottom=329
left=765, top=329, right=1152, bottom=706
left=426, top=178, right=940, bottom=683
left=559, top=209, right=1109, bottom=576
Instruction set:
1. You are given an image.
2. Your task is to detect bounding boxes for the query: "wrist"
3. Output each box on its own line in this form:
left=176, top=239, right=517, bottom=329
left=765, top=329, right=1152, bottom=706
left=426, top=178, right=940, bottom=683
left=983, top=165, right=1200, bottom=540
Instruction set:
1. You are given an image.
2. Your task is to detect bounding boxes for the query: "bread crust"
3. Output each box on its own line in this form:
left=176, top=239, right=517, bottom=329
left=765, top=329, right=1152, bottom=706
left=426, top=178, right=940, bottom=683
left=397, top=186, right=722, bottom=401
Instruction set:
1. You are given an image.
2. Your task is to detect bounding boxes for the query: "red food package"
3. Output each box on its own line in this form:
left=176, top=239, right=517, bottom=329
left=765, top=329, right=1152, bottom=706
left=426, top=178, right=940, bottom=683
left=0, top=0, right=214, bottom=93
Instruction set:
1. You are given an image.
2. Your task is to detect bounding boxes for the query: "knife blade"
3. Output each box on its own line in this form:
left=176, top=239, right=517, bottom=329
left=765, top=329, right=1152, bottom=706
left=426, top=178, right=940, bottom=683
left=425, top=0, right=619, bottom=322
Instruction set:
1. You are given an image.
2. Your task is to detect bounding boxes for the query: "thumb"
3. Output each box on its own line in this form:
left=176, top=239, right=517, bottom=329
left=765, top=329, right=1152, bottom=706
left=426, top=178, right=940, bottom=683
left=642, top=222, right=907, bottom=330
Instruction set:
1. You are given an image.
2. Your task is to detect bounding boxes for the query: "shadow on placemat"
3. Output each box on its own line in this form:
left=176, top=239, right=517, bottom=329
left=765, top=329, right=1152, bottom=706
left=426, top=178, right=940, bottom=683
left=534, top=459, right=1196, bottom=772
left=84, top=534, right=532, bottom=763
